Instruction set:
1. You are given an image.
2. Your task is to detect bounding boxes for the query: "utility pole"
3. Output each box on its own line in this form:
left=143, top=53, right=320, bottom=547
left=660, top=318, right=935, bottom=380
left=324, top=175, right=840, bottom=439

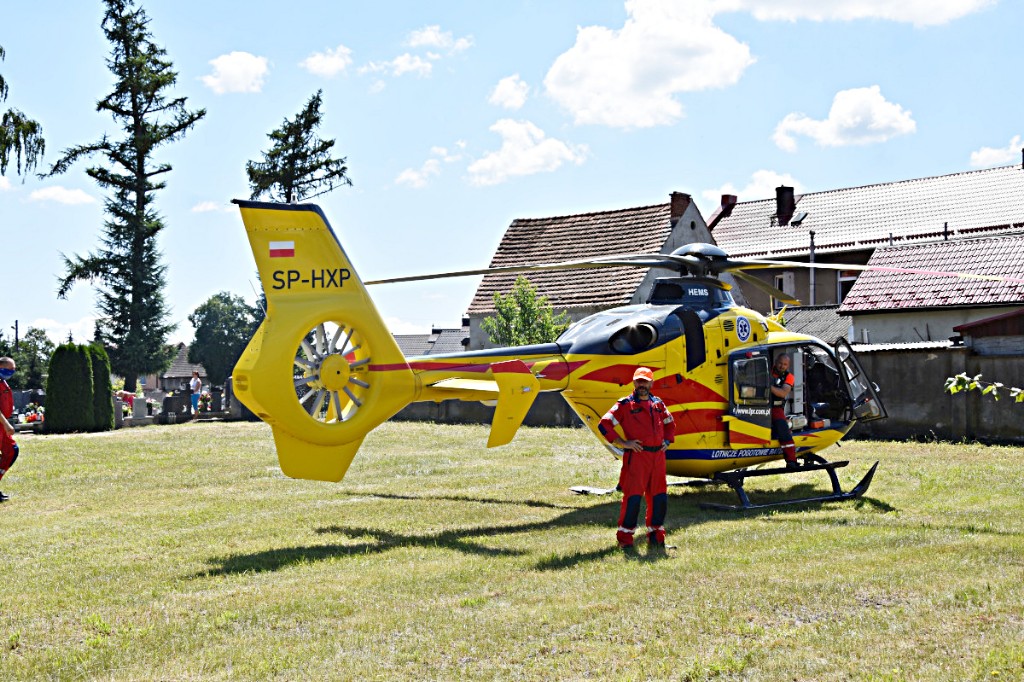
left=808, top=232, right=816, bottom=306
left=11, top=320, right=18, bottom=351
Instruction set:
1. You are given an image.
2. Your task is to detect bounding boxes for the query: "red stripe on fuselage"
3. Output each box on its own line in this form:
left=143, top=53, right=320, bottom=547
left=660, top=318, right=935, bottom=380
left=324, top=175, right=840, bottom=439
left=404, top=361, right=491, bottom=373
left=368, top=363, right=413, bottom=371
left=656, top=379, right=724, bottom=406
left=579, top=364, right=642, bottom=386
left=674, top=408, right=726, bottom=433
left=536, top=360, right=588, bottom=381
left=729, top=431, right=770, bottom=445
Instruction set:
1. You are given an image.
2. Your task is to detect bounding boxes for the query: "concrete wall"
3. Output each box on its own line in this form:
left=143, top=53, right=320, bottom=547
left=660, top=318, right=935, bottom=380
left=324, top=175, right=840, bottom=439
left=392, top=392, right=584, bottom=428
left=849, top=306, right=1020, bottom=345
left=851, top=346, right=1024, bottom=444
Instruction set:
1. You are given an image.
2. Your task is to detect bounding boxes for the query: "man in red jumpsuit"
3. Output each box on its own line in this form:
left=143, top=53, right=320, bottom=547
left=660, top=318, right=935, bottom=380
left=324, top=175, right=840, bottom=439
left=0, top=357, right=20, bottom=502
left=770, top=352, right=799, bottom=469
left=599, top=367, right=676, bottom=549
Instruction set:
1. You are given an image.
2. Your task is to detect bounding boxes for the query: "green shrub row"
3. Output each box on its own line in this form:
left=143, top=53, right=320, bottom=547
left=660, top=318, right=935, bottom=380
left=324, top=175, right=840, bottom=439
left=45, top=343, right=115, bottom=433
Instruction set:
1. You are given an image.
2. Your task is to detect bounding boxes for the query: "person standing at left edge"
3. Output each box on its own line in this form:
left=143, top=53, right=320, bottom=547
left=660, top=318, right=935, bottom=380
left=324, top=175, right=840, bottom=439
left=0, top=357, right=21, bottom=502
left=599, top=367, right=676, bottom=550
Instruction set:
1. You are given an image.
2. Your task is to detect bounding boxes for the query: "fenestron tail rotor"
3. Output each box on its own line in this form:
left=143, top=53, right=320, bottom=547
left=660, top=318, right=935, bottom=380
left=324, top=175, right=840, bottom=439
left=293, top=321, right=371, bottom=424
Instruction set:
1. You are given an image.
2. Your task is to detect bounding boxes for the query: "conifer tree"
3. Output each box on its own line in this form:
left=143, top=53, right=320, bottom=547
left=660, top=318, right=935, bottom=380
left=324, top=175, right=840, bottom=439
left=246, top=90, right=351, bottom=203
left=0, top=45, right=46, bottom=178
left=46, top=0, right=205, bottom=391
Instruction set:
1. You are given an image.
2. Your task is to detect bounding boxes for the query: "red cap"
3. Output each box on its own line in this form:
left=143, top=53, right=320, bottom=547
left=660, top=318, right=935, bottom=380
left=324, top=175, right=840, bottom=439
left=632, top=367, right=654, bottom=382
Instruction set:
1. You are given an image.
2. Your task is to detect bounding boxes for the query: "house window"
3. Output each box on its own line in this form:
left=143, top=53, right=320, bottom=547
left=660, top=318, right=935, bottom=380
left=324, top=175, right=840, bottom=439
left=837, top=270, right=858, bottom=303
left=771, top=272, right=795, bottom=311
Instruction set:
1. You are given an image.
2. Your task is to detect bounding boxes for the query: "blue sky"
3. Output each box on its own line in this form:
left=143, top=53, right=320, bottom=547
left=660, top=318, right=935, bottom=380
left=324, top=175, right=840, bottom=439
left=1, top=0, right=1020, bottom=346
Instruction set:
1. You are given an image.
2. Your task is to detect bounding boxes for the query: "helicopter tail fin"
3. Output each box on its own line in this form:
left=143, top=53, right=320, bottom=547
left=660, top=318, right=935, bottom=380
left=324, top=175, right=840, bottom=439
left=230, top=199, right=417, bottom=482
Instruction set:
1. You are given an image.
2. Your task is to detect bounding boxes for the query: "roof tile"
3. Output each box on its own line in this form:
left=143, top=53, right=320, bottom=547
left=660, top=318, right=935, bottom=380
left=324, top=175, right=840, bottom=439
left=712, top=165, right=1024, bottom=258
left=839, top=233, right=1024, bottom=312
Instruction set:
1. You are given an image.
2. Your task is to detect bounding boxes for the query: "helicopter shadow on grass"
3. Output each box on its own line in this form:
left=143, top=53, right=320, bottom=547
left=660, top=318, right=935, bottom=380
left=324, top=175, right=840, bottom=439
left=195, top=479, right=887, bottom=577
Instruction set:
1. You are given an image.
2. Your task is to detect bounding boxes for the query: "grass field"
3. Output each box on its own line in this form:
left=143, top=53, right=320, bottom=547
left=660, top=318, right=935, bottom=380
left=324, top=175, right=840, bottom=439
left=1, top=420, right=1022, bottom=681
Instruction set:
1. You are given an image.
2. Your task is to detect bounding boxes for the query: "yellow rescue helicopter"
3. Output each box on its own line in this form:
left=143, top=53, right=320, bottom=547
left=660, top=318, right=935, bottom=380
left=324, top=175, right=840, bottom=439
left=230, top=199, right=888, bottom=510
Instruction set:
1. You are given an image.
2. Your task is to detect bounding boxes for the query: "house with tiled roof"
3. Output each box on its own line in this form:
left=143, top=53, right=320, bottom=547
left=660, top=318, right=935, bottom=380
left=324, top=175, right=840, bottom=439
left=952, top=308, right=1024, bottom=356
left=838, top=233, right=1024, bottom=344
left=709, top=163, right=1024, bottom=315
left=467, top=192, right=734, bottom=349
left=394, top=319, right=470, bottom=357
left=160, top=343, right=207, bottom=392
left=779, top=305, right=851, bottom=345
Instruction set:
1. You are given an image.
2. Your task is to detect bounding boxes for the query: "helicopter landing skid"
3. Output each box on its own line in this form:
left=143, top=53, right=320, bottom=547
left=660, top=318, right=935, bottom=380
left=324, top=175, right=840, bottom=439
left=699, top=454, right=879, bottom=512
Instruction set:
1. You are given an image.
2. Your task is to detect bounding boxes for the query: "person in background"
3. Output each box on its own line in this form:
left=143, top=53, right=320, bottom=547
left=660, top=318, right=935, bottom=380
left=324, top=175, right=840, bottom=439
left=599, top=367, right=676, bottom=550
left=0, top=357, right=21, bottom=502
left=771, top=352, right=799, bottom=469
left=189, top=371, right=202, bottom=414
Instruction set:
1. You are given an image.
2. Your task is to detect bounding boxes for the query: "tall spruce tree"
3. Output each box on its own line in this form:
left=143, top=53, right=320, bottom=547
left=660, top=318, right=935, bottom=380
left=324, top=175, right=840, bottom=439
left=0, top=45, right=46, bottom=178
left=46, top=0, right=205, bottom=391
left=246, top=90, right=351, bottom=203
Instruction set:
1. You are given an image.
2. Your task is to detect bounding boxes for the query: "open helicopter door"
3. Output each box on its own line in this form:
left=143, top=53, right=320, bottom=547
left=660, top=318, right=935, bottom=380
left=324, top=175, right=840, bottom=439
left=833, top=338, right=887, bottom=422
left=723, top=348, right=773, bottom=445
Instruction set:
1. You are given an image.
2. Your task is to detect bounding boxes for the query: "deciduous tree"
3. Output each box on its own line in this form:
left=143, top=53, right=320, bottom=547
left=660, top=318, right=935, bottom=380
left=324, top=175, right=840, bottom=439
left=188, top=292, right=258, bottom=387
left=45, top=0, right=205, bottom=392
left=481, top=276, right=570, bottom=347
left=246, top=90, right=351, bottom=203
left=0, top=327, right=55, bottom=390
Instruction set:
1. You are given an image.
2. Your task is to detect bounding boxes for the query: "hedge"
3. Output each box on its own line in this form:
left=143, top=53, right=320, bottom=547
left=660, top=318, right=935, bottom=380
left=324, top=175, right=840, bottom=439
left=45, top=343, right=95, bottom=434
left=87, top=344, right=115, bottom=432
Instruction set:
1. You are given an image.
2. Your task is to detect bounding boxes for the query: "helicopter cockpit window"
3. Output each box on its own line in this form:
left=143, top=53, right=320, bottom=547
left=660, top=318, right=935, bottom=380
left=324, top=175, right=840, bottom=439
left=609, top=323, right=658, bottom=354
left=732, top=356, right=770, bottom=405
left=648, top=282, right=732, bottom=308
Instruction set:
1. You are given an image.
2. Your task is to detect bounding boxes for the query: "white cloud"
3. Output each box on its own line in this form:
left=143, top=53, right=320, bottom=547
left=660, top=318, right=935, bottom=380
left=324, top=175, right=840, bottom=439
left=467, top=119, right=588, bottom=187
left=702, top=169, right=804, bottom=205
left=0, top=177, right=11, bottom=191
left=712, top=0, right=994, bottom=27
left=489, top=74, right=529, bottom=110
left=396, top=159, right=442, bottom=189
left=191, top=201, right=233, bottom=213
left=201, top=52, right=269, bottom=94
left=29, top=186, right=96, bottom=205
left=773, top=86, right=916, bottom=151
left=300, top=45, right=353, bottom=77
left=395, top=143, right=465, bottom=188
left=360, top=54, right=433, bottom=78
left=969, top=135, right=1022, bottom=168
left=29, top=316, right=97, bottom=345
left=406, top=25, right=474, bottom=53
left=544, top=0, right=754, bottom=128
left=384, top=316, right=430, bottom=334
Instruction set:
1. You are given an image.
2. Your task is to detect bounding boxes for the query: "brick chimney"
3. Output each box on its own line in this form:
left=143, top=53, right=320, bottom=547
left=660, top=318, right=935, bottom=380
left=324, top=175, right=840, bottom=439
left=776, top=186, right=795, bottom=226
left=707, top=194, right=738, bottom=231
left=670, top=192, right=692, bottom=225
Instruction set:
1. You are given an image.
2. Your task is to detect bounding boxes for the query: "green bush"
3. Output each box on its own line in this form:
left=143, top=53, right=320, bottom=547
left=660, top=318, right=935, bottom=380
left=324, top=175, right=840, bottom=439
left=45, top=343, right=95, bottom=433
left=87, top=344, right=115, bottom=432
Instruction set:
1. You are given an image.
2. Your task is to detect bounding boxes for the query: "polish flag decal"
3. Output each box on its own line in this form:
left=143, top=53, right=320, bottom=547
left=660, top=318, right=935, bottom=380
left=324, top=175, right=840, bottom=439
left=269, top=241, right=295, bottom=258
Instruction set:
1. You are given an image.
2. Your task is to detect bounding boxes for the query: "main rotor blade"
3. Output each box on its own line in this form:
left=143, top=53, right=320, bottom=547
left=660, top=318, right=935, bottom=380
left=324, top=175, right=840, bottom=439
left=364, top=252, right=693, bottom=285
left=743, top=259, right=1024, bottom=284
left=731, top=271, right=801, bottom=305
